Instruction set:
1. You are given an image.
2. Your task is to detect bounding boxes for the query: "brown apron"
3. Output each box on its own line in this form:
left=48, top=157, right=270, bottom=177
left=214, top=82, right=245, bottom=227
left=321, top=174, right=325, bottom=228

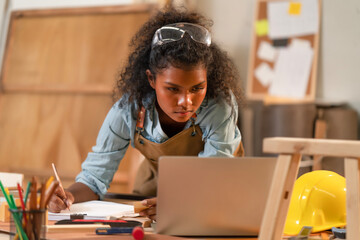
left=132, top=107, right=244, bottom=196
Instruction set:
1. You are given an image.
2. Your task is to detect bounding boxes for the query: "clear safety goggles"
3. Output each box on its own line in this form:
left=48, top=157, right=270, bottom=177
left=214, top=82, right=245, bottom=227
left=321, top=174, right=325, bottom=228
left=151, top=22, right=211, bottom=48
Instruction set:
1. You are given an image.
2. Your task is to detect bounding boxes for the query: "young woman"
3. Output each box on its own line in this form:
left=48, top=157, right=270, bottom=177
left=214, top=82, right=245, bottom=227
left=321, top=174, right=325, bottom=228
left=48, top=6, right=244, bottom=221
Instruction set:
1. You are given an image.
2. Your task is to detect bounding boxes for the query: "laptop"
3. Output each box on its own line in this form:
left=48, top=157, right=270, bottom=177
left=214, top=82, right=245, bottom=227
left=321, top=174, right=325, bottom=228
left=156, top=156, right=277, bottom=237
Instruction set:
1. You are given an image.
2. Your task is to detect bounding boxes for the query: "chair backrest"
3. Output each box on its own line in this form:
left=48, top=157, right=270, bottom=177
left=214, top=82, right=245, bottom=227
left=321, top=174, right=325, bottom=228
left=260, top=137, right=360, bottom=240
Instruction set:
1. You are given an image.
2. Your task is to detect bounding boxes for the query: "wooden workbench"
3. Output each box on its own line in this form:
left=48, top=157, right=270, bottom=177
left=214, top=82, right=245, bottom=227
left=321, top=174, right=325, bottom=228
left=0, top=220, right=258, bottom=240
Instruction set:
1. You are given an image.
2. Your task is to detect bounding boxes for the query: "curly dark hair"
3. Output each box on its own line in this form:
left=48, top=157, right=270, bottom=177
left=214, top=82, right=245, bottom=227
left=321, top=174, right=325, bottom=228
left=115, top=6, right=243, bottom=109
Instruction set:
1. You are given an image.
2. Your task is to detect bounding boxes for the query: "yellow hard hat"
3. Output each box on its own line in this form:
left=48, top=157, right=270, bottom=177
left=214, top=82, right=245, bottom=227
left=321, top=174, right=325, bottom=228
left=284, top=170, right=346, bottom=235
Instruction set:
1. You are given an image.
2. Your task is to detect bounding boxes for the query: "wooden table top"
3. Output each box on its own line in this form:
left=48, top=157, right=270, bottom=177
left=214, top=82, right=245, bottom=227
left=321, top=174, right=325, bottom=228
left=0, top=221, right=257, bottom=240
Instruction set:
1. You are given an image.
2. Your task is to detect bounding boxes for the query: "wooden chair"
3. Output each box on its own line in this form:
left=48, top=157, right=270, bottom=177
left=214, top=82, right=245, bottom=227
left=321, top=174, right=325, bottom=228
left=259, top=137, right=360, bottom=240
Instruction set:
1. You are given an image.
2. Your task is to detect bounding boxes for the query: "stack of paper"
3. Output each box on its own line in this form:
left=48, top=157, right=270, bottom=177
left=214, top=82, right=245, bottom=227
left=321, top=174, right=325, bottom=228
left=269, top=39, right=313, bottom=98
left=48, top=200, right=135, bottom=221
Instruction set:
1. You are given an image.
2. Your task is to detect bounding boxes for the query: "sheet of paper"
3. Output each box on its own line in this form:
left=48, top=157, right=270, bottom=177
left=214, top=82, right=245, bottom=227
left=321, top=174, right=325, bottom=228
left=255, top=62, right=275, bottom=87
left=0, top=172, right=23, bottom=187
left=257, top=41, right=277, bottom=62
left=269, top=39, right=313, bottom=98
left=48, top=200, right=135, bottom=221
left=291, top=38, right=311, bottom=49
left=267, top=0, right=319, bottom=39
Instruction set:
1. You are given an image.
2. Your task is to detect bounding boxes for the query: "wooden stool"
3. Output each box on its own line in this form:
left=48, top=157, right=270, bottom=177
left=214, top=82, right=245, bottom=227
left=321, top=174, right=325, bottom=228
left=259, top=137, right=360, bottom=240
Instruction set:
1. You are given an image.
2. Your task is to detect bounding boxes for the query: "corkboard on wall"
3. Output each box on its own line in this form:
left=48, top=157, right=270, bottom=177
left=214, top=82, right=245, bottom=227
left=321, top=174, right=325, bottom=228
left=0, top=4, right=156, bottom=192
left=247, top=0, right=321, bottom=103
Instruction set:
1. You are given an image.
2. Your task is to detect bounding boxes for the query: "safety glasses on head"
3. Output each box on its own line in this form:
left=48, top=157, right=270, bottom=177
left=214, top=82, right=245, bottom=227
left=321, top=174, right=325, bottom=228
left=151, top=22, right=211, bottom=49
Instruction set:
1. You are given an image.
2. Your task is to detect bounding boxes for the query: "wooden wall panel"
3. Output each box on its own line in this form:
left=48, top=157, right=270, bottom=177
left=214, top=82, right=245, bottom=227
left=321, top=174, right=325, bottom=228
left=0, top=4, right=155, bottom=192
left=0, top=94, right=112, bottom=178
left=3, top=13, right=148, bottom=87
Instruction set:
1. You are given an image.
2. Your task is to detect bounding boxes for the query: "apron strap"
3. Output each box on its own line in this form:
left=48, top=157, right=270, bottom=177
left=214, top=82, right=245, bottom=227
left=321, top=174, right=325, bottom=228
left=190, top=113, right=197, bottom=136
left=136, top=106, right=146, bottom=134
left=233, top=141, right=245, bottom=157
left=135, top=106, right=146, bottom=145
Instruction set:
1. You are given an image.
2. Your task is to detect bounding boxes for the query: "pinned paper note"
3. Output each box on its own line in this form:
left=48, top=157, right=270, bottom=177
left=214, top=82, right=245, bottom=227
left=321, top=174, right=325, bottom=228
left=288, top=2, right=302, bottom=15
left=269, top=39, right=313, bottom=98
left=254, top=62, right=275, bottom=87
left=255, top=19, right=269, bottom=37
left=257, top=41, right=277, bottom=62
left=267, top=0, right=319, bottom=39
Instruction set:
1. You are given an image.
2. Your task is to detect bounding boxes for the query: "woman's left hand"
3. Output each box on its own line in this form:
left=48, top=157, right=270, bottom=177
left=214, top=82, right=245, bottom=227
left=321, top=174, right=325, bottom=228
left=139, top=197, right=157, bottom=221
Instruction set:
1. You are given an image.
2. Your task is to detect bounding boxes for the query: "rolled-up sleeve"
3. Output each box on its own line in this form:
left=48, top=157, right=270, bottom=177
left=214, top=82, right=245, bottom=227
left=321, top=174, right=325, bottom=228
left=198, top=95, right=241, bottom=157
left=75, top=102, right=133, bottom=199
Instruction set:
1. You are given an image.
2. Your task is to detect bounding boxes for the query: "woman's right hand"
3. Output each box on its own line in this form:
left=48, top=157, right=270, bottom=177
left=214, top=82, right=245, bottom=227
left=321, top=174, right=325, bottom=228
left=47, top=187, right=74, bottom=213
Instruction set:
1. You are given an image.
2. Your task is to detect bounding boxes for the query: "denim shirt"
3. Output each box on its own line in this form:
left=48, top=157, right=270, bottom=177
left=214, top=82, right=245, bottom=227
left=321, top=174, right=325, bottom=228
left=76, top=93, right=242, bottom=199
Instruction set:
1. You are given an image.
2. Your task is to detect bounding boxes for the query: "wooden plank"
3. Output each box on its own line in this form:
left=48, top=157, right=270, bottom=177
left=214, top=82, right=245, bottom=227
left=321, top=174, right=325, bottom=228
left=0, top=94, right=112, bottom=183
left=133, top=201, right=150, bottom=213
left=312, top=118, right=327, bottom=170
left=344, top=158, right=360, bottom=240
left=1, top=6, right=153, bottom=88
left=11, top=3, right=157, bottom=17
left=259, top=153, right=301, bottom=240
left=263, top=137, right=360, bottom=158
left=2, top=83, right=112, bottom=95
left=309, top=0, right=322, bottom=101
left=0, top=199, right=21, bottom=222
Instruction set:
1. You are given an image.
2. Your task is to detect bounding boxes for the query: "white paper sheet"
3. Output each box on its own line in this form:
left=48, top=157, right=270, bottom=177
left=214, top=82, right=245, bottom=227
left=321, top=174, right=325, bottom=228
left=255, top=62, right=275, bottom=87
left=269, top=39, right=313, bottom=98
left=291, top=38, right=312, bottom=49
left=257, top=41, right=277, bottom=62
left=0, top=172, right=23, bottom=187
left=267, top=0, right=319, bottom=39
left=48, top=200, right=135, bottom=221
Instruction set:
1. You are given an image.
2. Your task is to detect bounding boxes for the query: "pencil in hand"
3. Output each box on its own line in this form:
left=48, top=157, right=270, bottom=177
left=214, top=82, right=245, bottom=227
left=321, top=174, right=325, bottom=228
left=51, top=163, right=71, bottom=210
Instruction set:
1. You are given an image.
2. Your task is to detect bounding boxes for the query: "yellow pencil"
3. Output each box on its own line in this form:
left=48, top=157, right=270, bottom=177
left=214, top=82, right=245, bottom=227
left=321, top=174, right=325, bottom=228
left=45, top=176, right=54, bottom=190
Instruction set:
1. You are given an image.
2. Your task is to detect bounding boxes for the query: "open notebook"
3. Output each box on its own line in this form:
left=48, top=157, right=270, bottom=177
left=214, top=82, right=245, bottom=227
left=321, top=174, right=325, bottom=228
left=48, top=200, right=135, bottom=221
